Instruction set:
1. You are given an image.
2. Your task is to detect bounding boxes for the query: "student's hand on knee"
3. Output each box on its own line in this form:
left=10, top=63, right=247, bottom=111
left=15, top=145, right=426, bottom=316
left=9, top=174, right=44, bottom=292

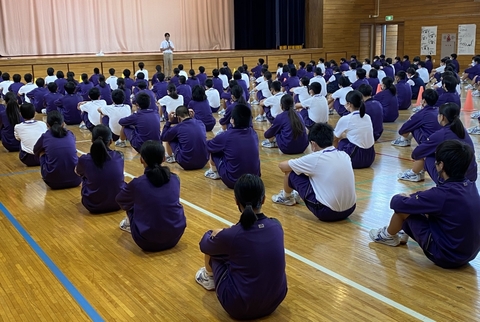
left=188, top=109, right=195, bottom=118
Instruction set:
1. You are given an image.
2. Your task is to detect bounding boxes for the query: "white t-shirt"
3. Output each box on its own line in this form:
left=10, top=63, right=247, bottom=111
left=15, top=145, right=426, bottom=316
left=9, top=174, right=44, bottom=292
left=276, top=67, right=283, bottom=78
left=331, top=86, right=353, bottom=105
left=293, top=86, right=310, bottom=103
left=333, top=111, right=374, bottom=149
left=241, top=73, right=250, bottom=88
left=45, top=76, right=57, bottom=84
left=344, top=70, right=357, bottom=83
left=219, top=74, right=229, bottom=89
left=160, top=40, right=174, bottom=54
left=255, top=80, right=272, bottom=98
left=288, top=147, right=356, bottom=212
left=309, top=76, right=327, bottom=96
left=135, top=69, right=149, bottom=81
left=106, top=76, right=118, bottom=90
left=417, top=68, right=430, bottom=83
left=377, top=70, right=387, bottom=82
left=179, top=70, right=188, bottom=79
left=159, top=95, right=184, bottom=114
left=14, top=120, right=48, bottom=154
left=206, top=88, right=220, bottom=108
left=436, top=65, right=446, bottom=73
left=79, top=100, right=107, bottom=126
left=99, top=104, right=131, bottom=136
left=256, top=76, right=265, bottom=84
left=0, top=80, right=13, bottom=95
left=316, top=63, right=326, bottom=74
left=18, top=83, right=37, bottom=103
left=362, top=64, right=372, bottom=73
left=300, top=94, right=329, bottom=123
left=263, top=92, right=285, bottom=118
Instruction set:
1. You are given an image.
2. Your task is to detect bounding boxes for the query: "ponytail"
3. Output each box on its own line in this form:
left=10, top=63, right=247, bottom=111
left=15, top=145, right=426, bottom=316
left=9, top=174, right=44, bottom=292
left=90, top=125, right=112, bottom=168
left=167, top=83, right=179, bottom=100
left=450, top=117, right=465, bottom=139
left=140, top=141, right=171, bottom=187
left=281, top=94, right=304, bottom=139
left=359, top=101, right=366, bottom=118
left=234, top=174, right=265, bottom=230
left=47, top=110, right=67, bottom=138
left=346, top=90, right=366, bottom=117
left=383, top=77, right=396, bottom=96
left=4, top=93, right=21, bottom=126
left=439, top=103, right=465, bottom=139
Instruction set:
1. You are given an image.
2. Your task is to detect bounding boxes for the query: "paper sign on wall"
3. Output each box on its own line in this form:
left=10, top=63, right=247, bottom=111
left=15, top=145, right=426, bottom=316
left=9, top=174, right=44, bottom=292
left=421, top=26, right=437, bottom=55
left=441, top=34, right=456, bottom=59
left=458, top=24, right=476, bottom=55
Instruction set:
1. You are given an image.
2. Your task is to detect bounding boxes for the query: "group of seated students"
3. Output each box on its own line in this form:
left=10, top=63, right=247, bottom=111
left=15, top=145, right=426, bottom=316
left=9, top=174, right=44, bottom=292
left=0, top=52, right=479, bottom=320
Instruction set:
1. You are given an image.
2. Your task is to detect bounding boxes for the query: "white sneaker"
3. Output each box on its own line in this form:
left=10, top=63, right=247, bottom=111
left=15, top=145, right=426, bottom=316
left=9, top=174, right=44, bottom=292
left=397, top=169, right=425, bottom=182
left=115, top=140, right=127, bottom=148
left=411, top=106, right=422, bottom=113
left=166, top=155, right=176, bottom=163
left=472, top=90, right=480, bottom=97
left=468, top=126, right=480, bottom=135
left=218, top=109, right=226, bottom=116
left=290, top=190, right=302, bottom=203
left=78, top=123, right=87, bottom=130
left=251, top=100, right=259, bottom=105
left=398, top=230, right=409, bottom=245
left=471, top=111, right=480, bottom=119
left=262, top=140, right=277, bottom=148
left=195, top=267, right=215, bottom=291
left=204, top=169, right=221, bottom=180
left=391, top=137, right=411, bottom=147
left=329, top=108, right=334, bottom=115
left=272, top=190, right=296, bottom=206
left=255, top=115, right=266, bottom=122
left=119, top=217, right=131, bottom=233
left=465, top=84, right=474, bottom=90
left=369, top=226, right=400, bottom=246
left=41, top=108, right=47, bottom=115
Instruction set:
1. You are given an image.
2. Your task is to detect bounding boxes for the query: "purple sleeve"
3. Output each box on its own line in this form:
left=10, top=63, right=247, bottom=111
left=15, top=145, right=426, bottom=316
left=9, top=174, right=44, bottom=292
left=219, top=106, right=232, bottom=126
left=76, top=155, right=86, bottom=177
left=33, top=133, right=45, bottom=157
left=160, top=122, right=177, bottom=142
left=206, top=133, right=227, bottom=154
left=264, top=117, right=282, bottom=139
left=411, top=131, right=441, bottom=160
left=54, top=97, right=63, bottom=107
left=115, top=179, right=136, bottom=211
left=118, top=113, right=137, bottom=127
left=199, top=228, right=234, bottom=256
left=398, top=113, right=423, bottom=135
left=26, top=89, right=35, bottom=99
left=390, top=188, right=444, bottom=215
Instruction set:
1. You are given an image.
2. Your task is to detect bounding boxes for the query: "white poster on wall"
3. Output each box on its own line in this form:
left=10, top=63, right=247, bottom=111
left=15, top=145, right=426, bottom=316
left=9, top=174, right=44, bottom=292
left=458, top=24, right=476, bottom=55
left=421, top=26, right=437, bottom=55
left=441, top=34, right=456, bottom=59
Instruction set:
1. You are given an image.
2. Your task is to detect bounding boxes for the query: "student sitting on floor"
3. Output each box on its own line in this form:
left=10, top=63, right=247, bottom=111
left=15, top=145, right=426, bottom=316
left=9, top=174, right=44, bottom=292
left=204, top=79, right=221, bottom=113
left=117, top=78, right=132, bottom=107
left=262, top=94, right=308, bottom=154
left=367, top=68, right=380, bottom=95
left=177, top=76, right=192, bottom=107
left=77, top=88, right=106, bottom=131
left=272, top=123, right=356, bottom=221
left=14, top=103, right=47, bottom=166
left=75, top=73, right=94, bottom=101
left=98, top=89, right=131, bottom=142
left=33, top=111, right=81, bottom=190
left=196, top=66, right=207, bottom=86
left=0, top=92, right=23, bottom=152
left=351, top=68, right=369, bottom=90
left=397, top=103, right=477, bottom=183
left=370, top=140, right=480, bottom=269
left=328, top=76, right=353, bottom=117
left=116, top=140, right=186, bottom=252
left=309, top=67, right=327, bottom=97
left=205, top=104, right=260, bottom=189
left=358, top=84, right=383, bottom=141
left=291, top=77, right=310, bottom=104
left=395, top=71, right=412, bottom=110
left=54, top=82, right=83, bottom=125
left=89, top=68, right=100, bottom=86
left=152, top=73, right=168, bottom=102
left=42, top=82, right=62, bottom=114
left=160, top=105, right=209, bottom=170
left=196, top=174, right=287, bottom=320
left=391, top=89, right=442, bottom=147
left=117, top=93, right=161, bottom=151
left=258, top=81, right=285, bottom=123
left=158, top=83, right=184, bottom=122
left=188, top=85, right=216, bottom=132
left=106, top=68, right=118, bottom=90
left=374, top=76, right=399, bottom=122
left=187, top=69, right=200, bottom=90
left=436, top=75, right=461, bottom=107
left=27, top=78, right=48, bottom=113
left=217, top=85, right=249, bottom=134
left=76, top=125, right=125, bottom=214
left=132, top=81, right=158, bottom=112
left=294, top=82, right=329, bottom=130
left=54, top=71, right=67, bottom=94
left=333, top=90, right=375, bottom=169
left=95, top=75, right=113, bottom=105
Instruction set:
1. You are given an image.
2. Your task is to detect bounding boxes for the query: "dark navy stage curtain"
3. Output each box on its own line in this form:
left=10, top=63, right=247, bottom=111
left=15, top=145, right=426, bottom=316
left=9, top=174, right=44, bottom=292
left=234, top=0, right=305, bottom=50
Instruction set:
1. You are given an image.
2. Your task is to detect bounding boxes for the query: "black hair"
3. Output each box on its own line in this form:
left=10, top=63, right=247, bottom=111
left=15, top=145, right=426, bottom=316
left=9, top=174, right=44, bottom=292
left=422, top=88, right=439, bottom=107
left=314, top=67, right=323, bottom=76
left=357, top=84, right=372, bottom=97
left=167, top=83, right=179, bottom=99
left=88, top=87, right=101, bottom=100
left=158, top=73, right=165, bottom=82
left=407, top=67, right=418, bottom=77
left=140, top=140, right=171, bottom=187
left=442, top=76, right=457, bottom=93
left=364, top=58, right=371, bottom=64
left=65, top=81, right=76, bottom=94
left=418, top=61, right=426, bottom=68
left=234, top=174, right=265, bottom=229
left=382, top=77, right=396, bottom=95
left=138, top=62, right=145, bottom=69
left=136, top=92, right=150, bottom=109
left=5, top=92, right=21, bottom=126
left=395, top=56, right=401, bottom=61
left=156, top=65, right=162, bottom=72
left=396, top=70, right=407, bottom=80
left=435, top=140, right=473, bottom=180
left=90, top=125, right=113, bottom=168
left=346, top=90, right=366, bottom=117
left=451, top=54, right=457, bottom=59
left=112, top=89, right=126, bottom=104
left=192, top=85, right=207, bottom=101
left=238, top=66, right=245, bottom=73
left=350, top=62, right=357, bottom=69
left=93, top=68, right=100, bottom=74
left=281, top=94, right=304, bottom=139
left=299, top=61, right=306, bottom=68
left=231, top=103, right=251, bottom=128
left=301, top=77, right=309, bottom=86
left=212, top=69, right=219, bottom=77
left=306, top=64, right=313, bottom=72
left=356, top=69, right=366, bottom=79
left=20, top=103, right=35, bottom=119
left=426, top=55, right=432, bottom=60
left=199, top=66, right=205, bottom=73
left=109, top=68, right=115, bottom=76
left=47, top=67, right=54, bottom=76
left=270, top=80, right=282, bottom=92
left=386, top=58, right=393, bottom=64
left=403, top=55, right=410, bottom=60
left=338, top=76, right=351, bottom=88
left=380, top=54, right=385, bottom=59
left=175, top=105, right=190, bottom=118
left=13, top=74, right=21, bottom=82
left=36, top=77, right=45, bottom=87
left=123, top=69, right=131, bottom=78
left=205, top=78, right=213, bottom=88
left=98, top=75, right=107, bottom=88
left=47, top=82, right=58, bottom=93
left=308, top=123, right=334, bottom=148
left=138, top=82, right=147, bottom=90
left=233, top=71, right=242, bottom=80
left=289, top=68, right=297, bottom=77
left=282, top=65, right=289, bottom=73
left=47, top=110, right=67, bottom=138
left=309, top=82, right=321, bottom=94
left=117, top=77, right=125, bottom=90
left=81, top=73, right=89, bottom=84
left=287, top=58, right=293, bottom=65
left=223, top=61, right=229, bottom=67
left=258, top=58, right=265, bottom=65
left=413, top=56, right=421, bottom=62
left=189, top=69, right=197, bottom=80
left=277, top=62, right=284, bottom=68
left=136, top=72, right=145, bottom=80
left=66, top=71, right=75, bottom=83
left=438, top=103, right=465, bottom=139
left=164, top=32, right=170, bottom=37
left=230, top=85, right=246, bottom=105
left=1, top=72, right=9, bottom=81
left=56, top=71, right=64, bottom=79
left=179, top=76, right=186, bottom=84
left=178, top=64, right=184, bottom=71
left=369, top=69, right=378, bottom=78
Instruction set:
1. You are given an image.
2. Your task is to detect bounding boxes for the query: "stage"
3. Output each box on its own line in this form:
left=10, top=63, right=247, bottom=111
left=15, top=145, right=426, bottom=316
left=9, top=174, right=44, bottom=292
left=0, top=49, right=324, bottom=80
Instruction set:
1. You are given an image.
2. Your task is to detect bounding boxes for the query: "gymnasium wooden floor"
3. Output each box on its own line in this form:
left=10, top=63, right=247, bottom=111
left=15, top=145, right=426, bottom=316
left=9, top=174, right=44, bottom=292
left=0, top=91, right=479, bottom=321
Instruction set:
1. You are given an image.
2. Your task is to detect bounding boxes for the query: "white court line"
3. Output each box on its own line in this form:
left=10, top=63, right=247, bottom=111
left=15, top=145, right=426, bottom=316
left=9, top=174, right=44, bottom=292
left=76, top=149, right=434, bottom=322
left=76, top=140, right=92, bottom=143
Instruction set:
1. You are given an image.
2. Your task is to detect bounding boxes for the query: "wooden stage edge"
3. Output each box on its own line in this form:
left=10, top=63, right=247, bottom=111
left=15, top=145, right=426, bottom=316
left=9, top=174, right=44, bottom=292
left=0, top=48, right=325, bottom=79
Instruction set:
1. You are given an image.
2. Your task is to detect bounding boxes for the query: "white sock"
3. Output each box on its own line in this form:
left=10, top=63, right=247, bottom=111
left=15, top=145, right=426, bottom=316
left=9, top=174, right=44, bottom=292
left=283, top=191, right=292, bottom=198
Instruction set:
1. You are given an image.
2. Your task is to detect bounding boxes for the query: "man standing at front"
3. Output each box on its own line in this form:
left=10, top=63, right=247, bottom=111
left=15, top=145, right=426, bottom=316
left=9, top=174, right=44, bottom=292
left=160, top=33, right=174, bottom=79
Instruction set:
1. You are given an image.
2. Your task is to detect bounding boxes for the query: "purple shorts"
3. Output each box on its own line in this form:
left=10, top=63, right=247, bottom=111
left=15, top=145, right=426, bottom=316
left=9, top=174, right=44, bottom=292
left=101, top=116, right=119, bottom=141
left=334, top=100, right=349, bottom=117
left=211, top=153, right=235, bottom=189
left=81, top=112, right=95, bottom=132
left=19, top=150, right=39, bottom=167
left=338, top=138, right=375, bottom=169
left=262, top=107, right=275, bottom=123
left=299, top=109, right=315, bottom=129
left=288, top=172, right=355, bottom=221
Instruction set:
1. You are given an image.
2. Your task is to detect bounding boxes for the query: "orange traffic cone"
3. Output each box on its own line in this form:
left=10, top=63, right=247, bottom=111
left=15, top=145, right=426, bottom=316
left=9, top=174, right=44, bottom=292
left=376, top=83, right=382, bottom=94
left=415, top=86, right=425, bottom=107
left=463, top=89, right=475, bottom=112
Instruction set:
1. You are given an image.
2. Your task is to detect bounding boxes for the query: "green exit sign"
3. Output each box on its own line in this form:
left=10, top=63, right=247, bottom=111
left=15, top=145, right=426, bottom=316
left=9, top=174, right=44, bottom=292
left=385, top=15, right=394, bottom=21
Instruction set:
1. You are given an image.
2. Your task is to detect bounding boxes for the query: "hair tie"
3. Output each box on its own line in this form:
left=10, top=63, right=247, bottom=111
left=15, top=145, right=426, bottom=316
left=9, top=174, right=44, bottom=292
left=245, top=202, right=252, bottom=207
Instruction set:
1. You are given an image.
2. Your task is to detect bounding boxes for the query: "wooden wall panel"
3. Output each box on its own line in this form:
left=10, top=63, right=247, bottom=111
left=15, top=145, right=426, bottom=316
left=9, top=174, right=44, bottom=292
left=0, top=65, right=33, bottom=79
left=134, top=60, right=162, bottom=78
left=305, top=0, right=323, bottom=48
left=243, top=56, right=266, bottom=72
left=171, top=60, right=192, bottom=72
left=191, top=58, right=218, bottom=75
left=68, top=63, right=100, bottom=82
left=219, top=57, right=243, bottom=71
left=33, top=64, right=68, bottom=80
left=267, top=55, right=290, bottom=67
left=290, top=54, right=313, bottom=65
left=102, top=62, right=135, bottom=78
left=325, top=51, right=347, bottom=62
